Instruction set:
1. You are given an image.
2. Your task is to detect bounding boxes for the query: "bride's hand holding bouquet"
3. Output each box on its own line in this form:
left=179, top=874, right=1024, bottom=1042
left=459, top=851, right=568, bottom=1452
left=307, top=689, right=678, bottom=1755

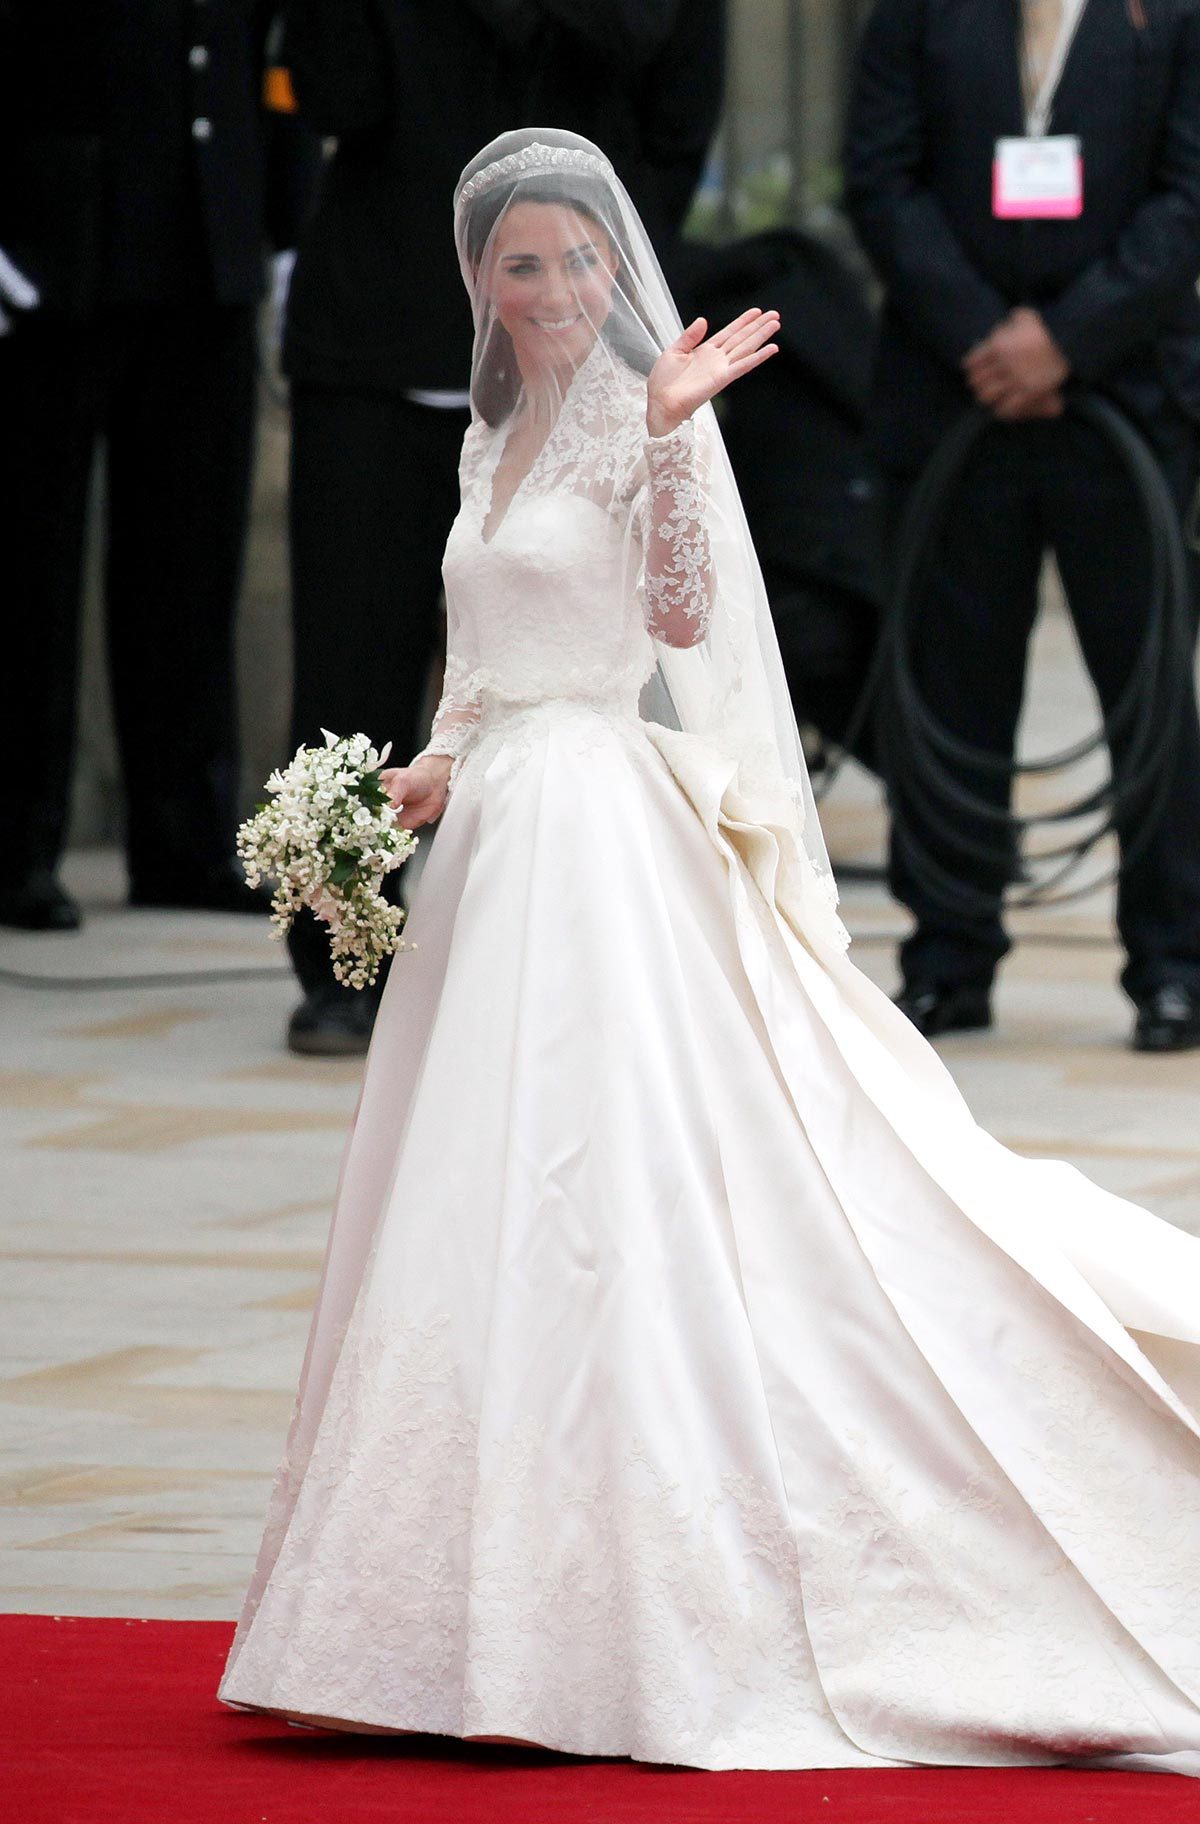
left=379, top=754, right=452, bottom=830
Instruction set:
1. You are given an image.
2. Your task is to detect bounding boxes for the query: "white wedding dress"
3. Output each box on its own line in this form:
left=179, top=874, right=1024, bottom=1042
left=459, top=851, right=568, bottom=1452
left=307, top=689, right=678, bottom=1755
left=221, top=350, right=1200, bottom=1775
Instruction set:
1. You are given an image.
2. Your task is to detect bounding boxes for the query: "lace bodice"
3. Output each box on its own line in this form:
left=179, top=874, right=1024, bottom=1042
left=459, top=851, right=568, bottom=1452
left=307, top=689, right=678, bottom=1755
left=421, top=350, right=714, bottom=772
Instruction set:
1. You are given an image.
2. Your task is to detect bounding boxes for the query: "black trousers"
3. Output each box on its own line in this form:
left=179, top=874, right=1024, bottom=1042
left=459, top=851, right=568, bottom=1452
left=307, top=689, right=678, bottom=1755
left=286, top=384, right=468, bottom=995
left=0, top=302, right=257, bottom=888
left=885, top=412, right=1200, bottom=1000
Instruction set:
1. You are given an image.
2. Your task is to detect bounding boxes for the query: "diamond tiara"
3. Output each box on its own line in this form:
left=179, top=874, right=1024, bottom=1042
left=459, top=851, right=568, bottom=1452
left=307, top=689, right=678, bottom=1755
left=457, top=142, right=615, bottom=209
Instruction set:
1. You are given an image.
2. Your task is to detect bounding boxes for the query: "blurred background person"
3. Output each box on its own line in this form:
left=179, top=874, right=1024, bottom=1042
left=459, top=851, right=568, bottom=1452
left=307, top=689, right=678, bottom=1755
left=279, top=0, right=724, bottom=1056
left=678, top=225, right=882, bottom=779
left=845, top=0, right=1200, bottom=1052
left=0, top=1, right=316, bottom=932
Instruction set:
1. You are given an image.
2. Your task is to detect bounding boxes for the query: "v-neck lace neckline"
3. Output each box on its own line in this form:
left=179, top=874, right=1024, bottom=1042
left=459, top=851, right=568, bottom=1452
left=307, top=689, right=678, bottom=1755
left=477, top=341, right=610, bottom=545
left=479, top=417, right=551, bottom=546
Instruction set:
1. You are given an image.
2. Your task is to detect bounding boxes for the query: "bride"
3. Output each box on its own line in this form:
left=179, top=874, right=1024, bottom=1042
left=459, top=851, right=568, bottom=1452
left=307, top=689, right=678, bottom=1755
left=220, top=129, right=1200, bottom=1775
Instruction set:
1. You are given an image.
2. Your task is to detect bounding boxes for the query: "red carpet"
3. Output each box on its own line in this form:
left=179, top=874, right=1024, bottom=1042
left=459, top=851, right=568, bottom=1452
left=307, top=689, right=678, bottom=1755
left=2, top=1614, right=1198, bottom=1824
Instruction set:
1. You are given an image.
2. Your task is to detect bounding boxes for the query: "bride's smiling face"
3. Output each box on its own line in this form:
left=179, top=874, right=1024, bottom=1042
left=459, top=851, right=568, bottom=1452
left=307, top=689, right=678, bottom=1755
left=485, top=201, right=620, bottom=378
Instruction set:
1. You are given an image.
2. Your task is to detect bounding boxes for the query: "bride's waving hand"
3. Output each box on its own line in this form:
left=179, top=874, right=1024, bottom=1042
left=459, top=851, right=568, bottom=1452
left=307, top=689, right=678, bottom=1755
left=645, top=308, right=780, bottom=438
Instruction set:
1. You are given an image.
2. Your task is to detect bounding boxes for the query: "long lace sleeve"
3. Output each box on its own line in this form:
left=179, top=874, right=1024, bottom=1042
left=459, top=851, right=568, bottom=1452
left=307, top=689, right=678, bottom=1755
left=414, top=595, right=482, bottom=776
left=412, top=422, right=488, bottom=779
left=636, top=419, right=716, bottom=649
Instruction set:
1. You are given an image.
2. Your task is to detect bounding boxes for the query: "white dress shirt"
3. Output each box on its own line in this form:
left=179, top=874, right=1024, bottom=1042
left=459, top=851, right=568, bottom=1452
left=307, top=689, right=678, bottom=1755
left=1023, top=0, right=1090, bottom=134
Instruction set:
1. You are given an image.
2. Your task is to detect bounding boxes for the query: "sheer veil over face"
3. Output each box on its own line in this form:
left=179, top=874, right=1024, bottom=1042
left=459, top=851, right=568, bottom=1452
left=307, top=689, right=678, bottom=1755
left=454, top=128, right=845, bottom=949
left=479, top=201, right=620, bottom=404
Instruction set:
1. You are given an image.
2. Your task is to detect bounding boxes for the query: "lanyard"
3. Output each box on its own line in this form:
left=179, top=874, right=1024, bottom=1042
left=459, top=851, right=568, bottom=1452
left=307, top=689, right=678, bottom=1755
left=1023, top=0, right=1090, bottom=137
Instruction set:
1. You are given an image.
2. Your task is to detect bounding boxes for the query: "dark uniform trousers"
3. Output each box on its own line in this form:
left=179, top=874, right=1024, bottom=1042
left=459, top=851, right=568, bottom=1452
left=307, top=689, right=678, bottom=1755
left=0, top=302, right=257, bottom=890
left=285, top=387, right=469, bottom=993
left=889, top=413, right=1200, bottom=1000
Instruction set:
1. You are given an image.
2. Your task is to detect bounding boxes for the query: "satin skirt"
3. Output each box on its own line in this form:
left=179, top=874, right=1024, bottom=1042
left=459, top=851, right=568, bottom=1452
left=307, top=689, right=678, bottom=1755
left=220, top=703, right=1200, bottom=1773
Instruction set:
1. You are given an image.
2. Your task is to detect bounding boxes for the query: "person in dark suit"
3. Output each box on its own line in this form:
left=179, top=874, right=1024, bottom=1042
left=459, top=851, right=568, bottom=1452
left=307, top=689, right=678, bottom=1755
left=280, top=0, right=724, bottom=1054
left=844, top=0, right=1200, bottom=1052
left=0, top=1, right=317, bottom=931
left=678, top=229, right=883, bottom=777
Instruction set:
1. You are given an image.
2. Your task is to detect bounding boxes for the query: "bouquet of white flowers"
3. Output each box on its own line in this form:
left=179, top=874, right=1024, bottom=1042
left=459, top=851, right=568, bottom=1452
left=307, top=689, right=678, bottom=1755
left=237, top=730, right=417, bottom=990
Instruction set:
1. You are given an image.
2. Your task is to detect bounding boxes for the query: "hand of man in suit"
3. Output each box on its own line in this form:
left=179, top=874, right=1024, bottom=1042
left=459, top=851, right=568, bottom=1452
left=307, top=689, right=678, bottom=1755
left=0, top=247, right=39, bottom=335
left=963, top=307, right=1070, bottom=421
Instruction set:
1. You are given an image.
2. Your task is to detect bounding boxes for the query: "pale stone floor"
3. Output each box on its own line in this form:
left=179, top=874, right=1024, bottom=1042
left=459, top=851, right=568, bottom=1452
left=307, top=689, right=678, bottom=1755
left=2, top=602, right=1199, bottom=1624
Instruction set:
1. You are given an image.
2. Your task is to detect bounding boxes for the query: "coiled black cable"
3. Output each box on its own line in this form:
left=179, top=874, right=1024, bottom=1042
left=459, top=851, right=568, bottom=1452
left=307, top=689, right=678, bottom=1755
left=818, top=395, right=1197, bottom=913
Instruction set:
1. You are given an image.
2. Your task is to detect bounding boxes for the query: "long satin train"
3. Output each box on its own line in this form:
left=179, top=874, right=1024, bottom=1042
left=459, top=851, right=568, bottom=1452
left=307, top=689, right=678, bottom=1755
left=221, top=708, right=1200, bottom=1772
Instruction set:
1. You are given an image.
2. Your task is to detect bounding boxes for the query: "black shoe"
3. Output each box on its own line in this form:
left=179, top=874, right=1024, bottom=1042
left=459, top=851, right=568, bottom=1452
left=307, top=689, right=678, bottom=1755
left=894, top=980, right=993, bottom=1038
left=1131, top=983, right=1200, bottom=1054
left=0, top=871, right=82, bottom=932
left=287, top=981, right=379, bottom=1057
left=129, top=861, right=270, bottom=915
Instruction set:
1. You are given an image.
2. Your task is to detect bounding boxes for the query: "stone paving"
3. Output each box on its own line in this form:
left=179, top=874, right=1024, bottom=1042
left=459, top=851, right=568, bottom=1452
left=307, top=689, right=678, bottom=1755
left=2, top=601, right=1199, bottom=1624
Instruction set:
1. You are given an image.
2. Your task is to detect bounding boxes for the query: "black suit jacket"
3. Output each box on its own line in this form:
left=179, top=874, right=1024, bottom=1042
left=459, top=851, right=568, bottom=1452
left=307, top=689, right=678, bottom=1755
left=0, top=0, right=312, bottom=315
left=844, top=0, right=1200, bottom=469
left=280, top=0, right=724, bottom=393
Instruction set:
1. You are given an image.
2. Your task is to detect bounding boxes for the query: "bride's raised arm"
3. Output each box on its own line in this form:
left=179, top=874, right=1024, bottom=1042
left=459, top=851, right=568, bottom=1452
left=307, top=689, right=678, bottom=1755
left=637, top=420, right=716, bottom=649
left=637, top=308, right=780, bottom=650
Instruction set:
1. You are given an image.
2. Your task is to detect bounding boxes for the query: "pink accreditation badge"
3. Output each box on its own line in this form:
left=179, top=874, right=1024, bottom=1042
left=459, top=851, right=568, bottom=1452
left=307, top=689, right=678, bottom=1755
left=993, top=135, right=1084, bottom=219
